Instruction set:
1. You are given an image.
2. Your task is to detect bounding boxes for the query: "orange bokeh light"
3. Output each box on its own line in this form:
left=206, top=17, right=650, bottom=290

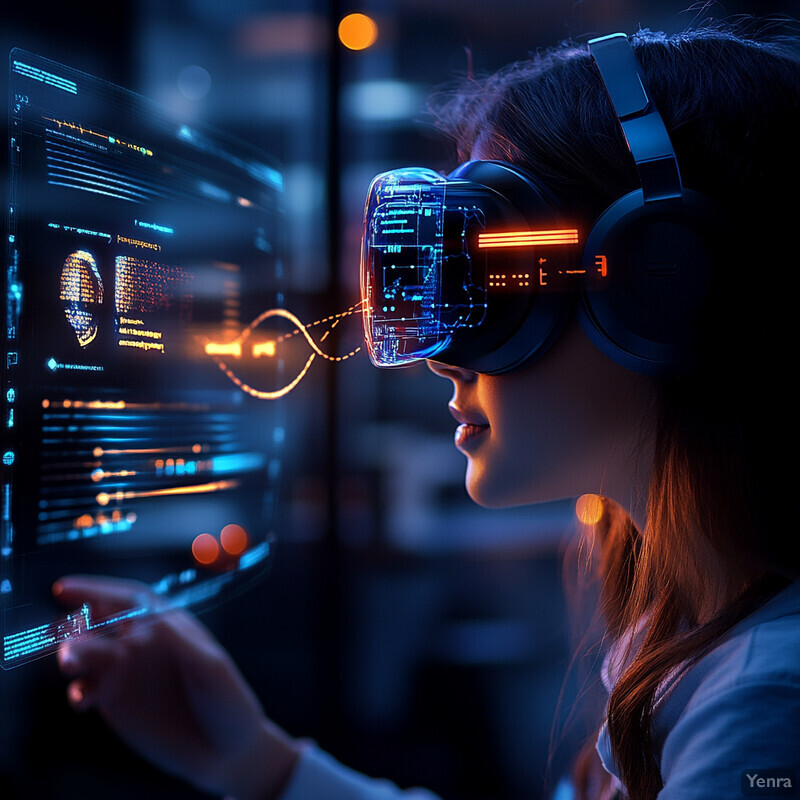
left=192, top=532, right=220, bottom=565
left=220, top=523, right=248, bottom=555
left=338, top=13, right=378, bottom=51
left=576, top=493, right=604, bottom=525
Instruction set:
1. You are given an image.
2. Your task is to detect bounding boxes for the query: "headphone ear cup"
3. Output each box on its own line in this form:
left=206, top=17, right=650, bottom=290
left=578, top=188, right=723, bottom=375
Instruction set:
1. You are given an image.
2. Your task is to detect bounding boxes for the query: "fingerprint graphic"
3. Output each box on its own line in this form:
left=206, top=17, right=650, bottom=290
left=60, top=250, right=104, bottom=346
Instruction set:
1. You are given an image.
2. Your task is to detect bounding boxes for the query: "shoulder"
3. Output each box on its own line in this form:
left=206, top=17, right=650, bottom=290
left=684, top=605, right=800, bottom=702
left=657, top=678, right=800, bottom=798
left=656, top=581, right=800, bottom=717
left=655, top=584, right=800, bottom=798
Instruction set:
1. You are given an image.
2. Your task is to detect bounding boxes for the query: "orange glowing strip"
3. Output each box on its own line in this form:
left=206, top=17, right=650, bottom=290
left=93, top=445, right=203, bottom=457
left=91, top=469, right=137, bottom=482
left=43, top=116, right=153, bottom=156
left=252, top=341, right=277, bottom=357
left=478, top=229, right=579, bottom=248
left=479, top=228, right=579, bottom=240
left=46, top=400, right=210, bottom=412
left=96, top=480, right=237, bottom=506
left=204, top=342, right=242, bottom=358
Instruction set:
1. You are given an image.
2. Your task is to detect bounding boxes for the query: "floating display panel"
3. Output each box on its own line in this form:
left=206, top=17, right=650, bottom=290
left=2, top=50, right=286, bottom=667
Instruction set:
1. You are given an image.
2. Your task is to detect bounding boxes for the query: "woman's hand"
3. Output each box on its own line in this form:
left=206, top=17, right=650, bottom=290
left=53, top=575, right=301, bottom=800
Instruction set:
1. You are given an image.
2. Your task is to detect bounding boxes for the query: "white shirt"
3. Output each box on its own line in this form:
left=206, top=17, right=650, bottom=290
left=279, top=744, right=441, bottom=800
left=280, top=579, right=800, bottom=799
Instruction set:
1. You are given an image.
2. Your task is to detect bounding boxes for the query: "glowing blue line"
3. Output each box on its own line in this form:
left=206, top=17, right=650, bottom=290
left=46, top=153, right=170, bottom=199
left=45, top=143, right=120, bottom=170
left=47, top=180, right=145, bottom=204
left=12, top=61, right=77, bottom=93
left=47, top=168, right=153, bottom=202
left=239, top=540, right=270, bottom=569
left=45, top=145, right=112, bottom=164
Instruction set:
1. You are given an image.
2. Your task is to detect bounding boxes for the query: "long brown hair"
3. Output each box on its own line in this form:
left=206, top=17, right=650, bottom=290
left=428, top=20, right=800, bottom=799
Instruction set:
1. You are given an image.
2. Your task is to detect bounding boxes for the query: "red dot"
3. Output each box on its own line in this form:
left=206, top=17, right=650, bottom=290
left=192, top=533, right=219, bottom=565
left=220, top=524, right=248, bottom=556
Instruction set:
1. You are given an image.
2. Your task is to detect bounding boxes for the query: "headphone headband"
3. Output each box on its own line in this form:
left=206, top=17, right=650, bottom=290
left=588, top=33, right=683, bottom=201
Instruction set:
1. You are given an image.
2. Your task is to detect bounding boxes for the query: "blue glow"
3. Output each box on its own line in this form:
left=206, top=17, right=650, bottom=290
left=135, top=220, right=174, bottom=234
left=239, top=540, right=270, bottom=570
left=210, top=452, right=266, bottom=474
left=44, top=359, right=104, bottom=372
left=198, top=180, right=233, bottom=203
left=345, top=81, right=422, bottom=121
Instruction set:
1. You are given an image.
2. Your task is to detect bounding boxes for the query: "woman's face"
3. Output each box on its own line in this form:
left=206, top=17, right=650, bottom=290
left=426, top=319, right=656, bottom=519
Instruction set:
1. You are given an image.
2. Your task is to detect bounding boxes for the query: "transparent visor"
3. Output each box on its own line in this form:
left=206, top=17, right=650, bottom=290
left=360, top=167, right=488, bottom=368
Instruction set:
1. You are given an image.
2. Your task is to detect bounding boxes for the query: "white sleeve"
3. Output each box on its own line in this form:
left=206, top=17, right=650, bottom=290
left=279, top=743, right=443, bottom=800
left=657, top=680, right=800, bottom=799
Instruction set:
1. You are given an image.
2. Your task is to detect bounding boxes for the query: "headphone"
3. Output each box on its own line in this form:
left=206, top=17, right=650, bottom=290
left=576, top=32, right=725, bottom=375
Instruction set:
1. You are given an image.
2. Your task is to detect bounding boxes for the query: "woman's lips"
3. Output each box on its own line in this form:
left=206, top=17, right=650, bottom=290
left=449, top=405, right=489, bottom=451
left=454, top=422, right=490, bottom=450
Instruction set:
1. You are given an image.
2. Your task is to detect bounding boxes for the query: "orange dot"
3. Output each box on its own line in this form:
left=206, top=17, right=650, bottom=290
left=576, top=493, right=604, bottom=525
left=338, top=13, right=378, bottom=50
left=192, top=443, right=202, bottom=454
left=192, top=533, right=220, bottom=565
left=220, top=523, right=248, bottom=555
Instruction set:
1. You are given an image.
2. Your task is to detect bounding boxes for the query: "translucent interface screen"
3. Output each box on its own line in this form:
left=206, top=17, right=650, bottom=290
left=2, top=50, right=286, bottom=667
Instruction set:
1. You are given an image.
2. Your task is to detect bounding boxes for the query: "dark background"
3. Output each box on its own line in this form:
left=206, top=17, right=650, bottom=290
left=2, top=2, right=798, bottom=798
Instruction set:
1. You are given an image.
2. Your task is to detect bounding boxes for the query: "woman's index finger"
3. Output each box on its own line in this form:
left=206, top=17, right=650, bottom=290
left=52, top=574, right=156, bottom=617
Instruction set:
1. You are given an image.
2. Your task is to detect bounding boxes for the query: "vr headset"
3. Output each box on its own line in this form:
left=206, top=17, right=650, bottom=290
left=359, top=33, right=725, bottom=376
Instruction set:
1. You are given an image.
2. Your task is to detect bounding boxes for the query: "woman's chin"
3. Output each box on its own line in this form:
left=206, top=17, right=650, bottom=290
left=464, top=459, right=587, bottom=510
left=464, top=462, right=528, bottom=509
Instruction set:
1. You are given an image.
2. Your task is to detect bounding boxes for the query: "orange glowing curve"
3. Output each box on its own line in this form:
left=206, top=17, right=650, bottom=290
left=204, top=302, right=364, bottom=400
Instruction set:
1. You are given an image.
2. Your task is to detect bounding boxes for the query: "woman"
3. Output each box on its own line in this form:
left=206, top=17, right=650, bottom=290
left=53, top=23, right=800, bottom=800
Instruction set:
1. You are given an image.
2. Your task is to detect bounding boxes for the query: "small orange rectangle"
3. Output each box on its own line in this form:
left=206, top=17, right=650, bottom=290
left=204, top=341, right=242, bottom=358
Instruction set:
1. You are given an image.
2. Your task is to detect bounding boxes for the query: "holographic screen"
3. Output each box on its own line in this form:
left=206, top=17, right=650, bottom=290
left=2, top=50, right=301, bottom=667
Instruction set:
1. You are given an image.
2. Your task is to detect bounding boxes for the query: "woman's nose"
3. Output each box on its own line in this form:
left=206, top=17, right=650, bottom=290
left=426, top=359, right=477, bottom=383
